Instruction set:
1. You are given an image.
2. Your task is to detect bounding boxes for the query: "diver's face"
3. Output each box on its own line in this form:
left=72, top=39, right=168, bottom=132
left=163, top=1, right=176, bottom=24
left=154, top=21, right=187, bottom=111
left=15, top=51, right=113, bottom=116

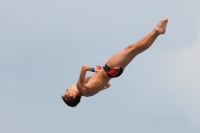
left=64, top=85, right=77, bottom=99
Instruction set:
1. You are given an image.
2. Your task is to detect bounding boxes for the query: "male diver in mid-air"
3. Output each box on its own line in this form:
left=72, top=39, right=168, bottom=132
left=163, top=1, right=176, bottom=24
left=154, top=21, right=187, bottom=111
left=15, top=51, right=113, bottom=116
left=62, top=18, right=168, bottom=107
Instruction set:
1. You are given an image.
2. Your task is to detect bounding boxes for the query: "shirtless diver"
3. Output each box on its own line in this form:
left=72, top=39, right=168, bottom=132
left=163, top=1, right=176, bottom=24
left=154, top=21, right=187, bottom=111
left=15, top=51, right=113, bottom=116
left=62, top=18, right=168, bottom=107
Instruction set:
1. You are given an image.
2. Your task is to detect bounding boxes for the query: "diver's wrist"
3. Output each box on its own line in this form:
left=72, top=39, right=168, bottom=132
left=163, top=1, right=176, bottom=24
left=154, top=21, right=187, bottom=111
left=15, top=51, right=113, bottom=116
left=91, top=67, right=95, bottom=72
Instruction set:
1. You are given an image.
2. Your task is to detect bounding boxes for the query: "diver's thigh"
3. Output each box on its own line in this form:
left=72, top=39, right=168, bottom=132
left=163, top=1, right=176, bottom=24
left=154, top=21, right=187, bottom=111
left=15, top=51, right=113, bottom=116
left=106, top=49, right=131, bottom=69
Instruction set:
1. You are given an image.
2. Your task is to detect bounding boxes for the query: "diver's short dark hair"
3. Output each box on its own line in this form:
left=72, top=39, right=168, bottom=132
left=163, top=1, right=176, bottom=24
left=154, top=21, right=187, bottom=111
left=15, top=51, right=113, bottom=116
left=62, top=95, right=81, bottom=107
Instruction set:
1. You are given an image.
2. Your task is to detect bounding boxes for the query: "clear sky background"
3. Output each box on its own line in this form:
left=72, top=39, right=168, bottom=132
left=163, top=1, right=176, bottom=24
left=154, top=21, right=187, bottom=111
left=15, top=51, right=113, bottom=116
left=1, top=0, right=200, bottom=133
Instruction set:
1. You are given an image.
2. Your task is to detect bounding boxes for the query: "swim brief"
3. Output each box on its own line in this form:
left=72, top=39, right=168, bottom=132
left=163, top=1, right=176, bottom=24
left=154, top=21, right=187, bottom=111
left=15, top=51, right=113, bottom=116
left=103, top=64, right=123, bottom=78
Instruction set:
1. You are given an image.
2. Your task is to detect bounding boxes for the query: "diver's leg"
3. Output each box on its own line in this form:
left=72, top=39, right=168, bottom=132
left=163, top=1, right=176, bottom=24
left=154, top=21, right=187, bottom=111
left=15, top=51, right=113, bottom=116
left=122, top=35, right=159, bottom=67
left=106, top=18, right=168, bottom=69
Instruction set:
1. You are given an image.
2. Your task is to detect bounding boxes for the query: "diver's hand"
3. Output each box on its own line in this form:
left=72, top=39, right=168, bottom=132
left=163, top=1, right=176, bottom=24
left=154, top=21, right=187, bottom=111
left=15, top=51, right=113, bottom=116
left=95, top=65, right=102, bottom=73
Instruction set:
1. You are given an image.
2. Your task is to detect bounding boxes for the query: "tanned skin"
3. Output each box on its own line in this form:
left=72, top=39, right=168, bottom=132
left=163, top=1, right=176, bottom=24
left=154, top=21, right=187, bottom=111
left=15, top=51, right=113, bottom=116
left=63, top=18, right=168, bottom=99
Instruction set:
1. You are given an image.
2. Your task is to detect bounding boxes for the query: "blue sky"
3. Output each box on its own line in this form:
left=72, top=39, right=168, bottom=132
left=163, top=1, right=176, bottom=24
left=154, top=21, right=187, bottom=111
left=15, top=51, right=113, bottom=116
left=1, top=0, right=200, bottom=133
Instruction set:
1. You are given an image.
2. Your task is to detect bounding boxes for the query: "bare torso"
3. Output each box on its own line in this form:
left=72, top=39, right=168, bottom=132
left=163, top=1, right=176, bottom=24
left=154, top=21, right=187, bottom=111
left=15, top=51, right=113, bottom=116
left=77, top=69, right=111, bottom=97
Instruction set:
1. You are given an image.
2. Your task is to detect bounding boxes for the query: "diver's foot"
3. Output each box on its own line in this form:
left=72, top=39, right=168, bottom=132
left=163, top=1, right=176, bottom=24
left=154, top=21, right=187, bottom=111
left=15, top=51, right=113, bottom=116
left=156, top=17, right=168, bottom=34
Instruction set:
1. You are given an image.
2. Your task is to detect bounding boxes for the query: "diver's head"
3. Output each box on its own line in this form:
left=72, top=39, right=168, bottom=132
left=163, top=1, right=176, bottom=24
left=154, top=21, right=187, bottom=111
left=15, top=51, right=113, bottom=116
left=62, top=85, right=81, bottom=107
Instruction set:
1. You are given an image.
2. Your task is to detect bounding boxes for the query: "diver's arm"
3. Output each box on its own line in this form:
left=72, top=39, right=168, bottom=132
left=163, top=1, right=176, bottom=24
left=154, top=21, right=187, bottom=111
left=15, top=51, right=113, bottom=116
left=104, top=82, right=111, bottom=89
left=78, top=65, right=93, bottom=85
